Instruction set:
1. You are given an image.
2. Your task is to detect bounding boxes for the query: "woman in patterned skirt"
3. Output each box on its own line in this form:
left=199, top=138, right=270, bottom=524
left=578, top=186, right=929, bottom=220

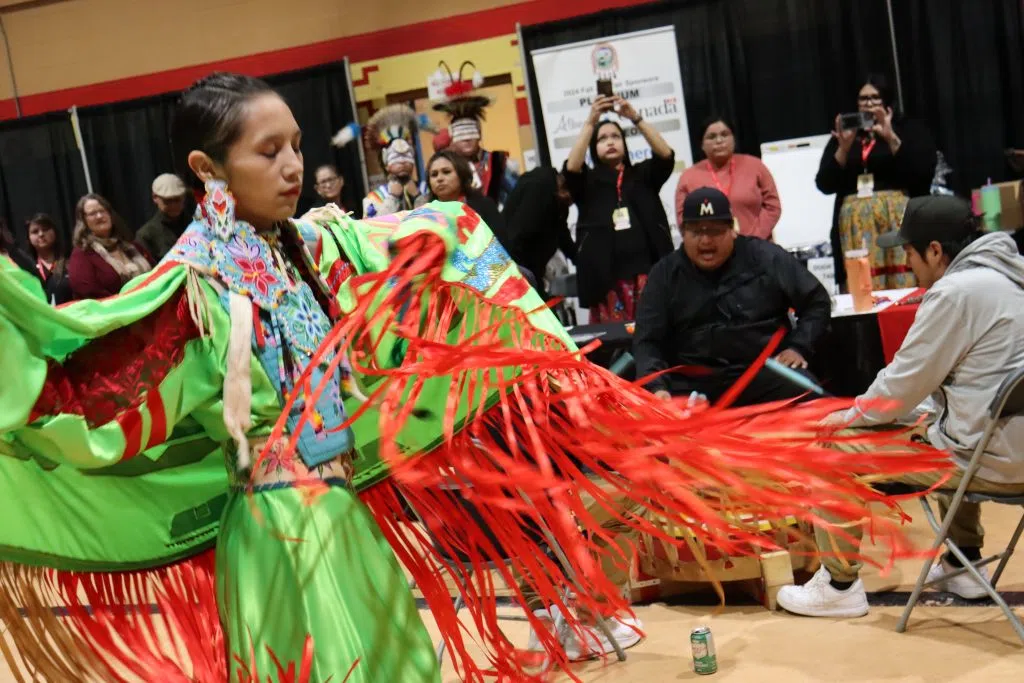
left=816, top=74, right=936, bottom=290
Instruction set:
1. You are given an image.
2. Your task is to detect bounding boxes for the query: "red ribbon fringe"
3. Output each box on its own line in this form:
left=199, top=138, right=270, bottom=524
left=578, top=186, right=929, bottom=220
left=15, top=233, right=950, bottom=682
left=263, top=232, right=952, bottom=682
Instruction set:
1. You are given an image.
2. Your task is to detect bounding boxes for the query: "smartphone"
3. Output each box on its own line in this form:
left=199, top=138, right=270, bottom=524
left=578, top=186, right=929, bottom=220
left=840, top=112, right=874, bottom=131
left=596, top=79, right=614, bottom=97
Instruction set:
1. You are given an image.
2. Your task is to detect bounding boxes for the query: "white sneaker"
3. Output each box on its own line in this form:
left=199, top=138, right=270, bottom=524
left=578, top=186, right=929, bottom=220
left=776, top=565, right=869, bottom=618
left=927, top=559, right=991, bottom=600
left=526, top=606, right=644, bottom=661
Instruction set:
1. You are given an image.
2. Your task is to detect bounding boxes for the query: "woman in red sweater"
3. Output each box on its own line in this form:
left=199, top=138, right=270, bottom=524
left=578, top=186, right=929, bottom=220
left=67, top=193, right=153, bottom=300
left=675, top=116, right=781, bottom=240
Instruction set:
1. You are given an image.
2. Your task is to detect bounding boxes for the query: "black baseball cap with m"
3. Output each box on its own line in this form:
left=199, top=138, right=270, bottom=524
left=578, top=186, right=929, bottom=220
left=681, top=186, right=733, bottom=223
left=877, top=195, right=975, bottom=249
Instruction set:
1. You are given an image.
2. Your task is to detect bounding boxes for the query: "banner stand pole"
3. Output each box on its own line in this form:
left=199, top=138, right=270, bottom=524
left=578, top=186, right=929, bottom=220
left=885, top=0, right=904, bottom=112
left=68, top=106, right=94, bottom=194
left=516, top=22, right=542, bottom=168
left=344, top=57, right=370, bottom=202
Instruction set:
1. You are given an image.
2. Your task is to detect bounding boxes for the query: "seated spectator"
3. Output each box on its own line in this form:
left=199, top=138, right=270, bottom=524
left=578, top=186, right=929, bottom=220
left=25, top=213, right=72, bottom=304
left=777, top=196, right=1024, bottom=618
left=499, top=166, right=575, bottom=298
left=675, top=116, right=781, bottom=240
left=634, top=187, right=831, bottom=406
left=313, top=163, right=346, bottom=211
left=137, top=173, right=190, bottom=262
left=68, top=193, right=153, bottom=300
left=565, top=95, right=675, bottom=322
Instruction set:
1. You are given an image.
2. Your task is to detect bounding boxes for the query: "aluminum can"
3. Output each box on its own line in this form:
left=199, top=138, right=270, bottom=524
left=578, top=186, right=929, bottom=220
left=690, top=626, right=717, bottom=674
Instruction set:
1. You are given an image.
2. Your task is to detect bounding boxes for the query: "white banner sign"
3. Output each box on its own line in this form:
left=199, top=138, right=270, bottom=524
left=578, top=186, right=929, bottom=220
left=530, top=26, right=693, bottom=231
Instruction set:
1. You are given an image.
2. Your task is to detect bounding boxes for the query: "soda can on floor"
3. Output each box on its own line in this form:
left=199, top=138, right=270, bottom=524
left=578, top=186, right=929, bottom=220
left=690, top=626, right=717, bottom=675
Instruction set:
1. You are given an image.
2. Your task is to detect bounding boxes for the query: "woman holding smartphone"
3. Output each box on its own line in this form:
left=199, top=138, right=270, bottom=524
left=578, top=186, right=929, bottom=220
left=816, top=74, right=936, bottom=289
left=564, top=94, right=675, bottom=322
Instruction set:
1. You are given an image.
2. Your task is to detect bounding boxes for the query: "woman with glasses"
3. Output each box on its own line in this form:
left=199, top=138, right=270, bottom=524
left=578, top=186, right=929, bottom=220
left=67, top=193, right=153, bottom=299
left=313, top=163, right=346, bottom=211
left=675, top=116, right=781, bottom=240
left=816, top=74, right=936, bottom=289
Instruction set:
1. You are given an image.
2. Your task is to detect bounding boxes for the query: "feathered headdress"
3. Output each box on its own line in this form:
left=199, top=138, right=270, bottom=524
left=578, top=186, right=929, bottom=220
left=431, top=61, right=492, bottom=116
left=365, top=104, right=419, bottom=151
left=361, top=105, right=438, bottom=168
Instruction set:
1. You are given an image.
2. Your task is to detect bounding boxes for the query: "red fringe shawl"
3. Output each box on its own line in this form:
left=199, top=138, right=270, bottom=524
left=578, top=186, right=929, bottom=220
left=3, top=233, right=950, bottom=682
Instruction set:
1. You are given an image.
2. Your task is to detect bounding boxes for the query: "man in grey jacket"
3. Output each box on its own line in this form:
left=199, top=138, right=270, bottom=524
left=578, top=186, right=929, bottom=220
left=777, top=195, right=1024, bottom=618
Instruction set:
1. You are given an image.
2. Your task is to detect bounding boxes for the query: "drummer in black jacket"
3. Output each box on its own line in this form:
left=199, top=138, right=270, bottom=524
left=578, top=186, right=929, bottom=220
left=634, top=187, right=832, bottom=406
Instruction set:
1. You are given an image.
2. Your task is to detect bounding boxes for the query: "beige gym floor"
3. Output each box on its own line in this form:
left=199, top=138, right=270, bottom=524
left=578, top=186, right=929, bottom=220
left=3, top=501, right=1023, bottom=682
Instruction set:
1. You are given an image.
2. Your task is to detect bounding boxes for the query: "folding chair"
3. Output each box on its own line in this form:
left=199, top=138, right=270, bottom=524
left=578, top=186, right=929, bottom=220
left=548, top=274, right=578, bottom=327
left=897, top=365, right=1024, bottom=643
left=405, top=478, right=628, bottom=668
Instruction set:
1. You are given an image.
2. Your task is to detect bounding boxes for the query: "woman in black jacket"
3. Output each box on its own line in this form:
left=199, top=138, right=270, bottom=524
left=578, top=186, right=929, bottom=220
left=816, top=74, right=935, bottom=289
left=564, top=95, right=675, bottom=322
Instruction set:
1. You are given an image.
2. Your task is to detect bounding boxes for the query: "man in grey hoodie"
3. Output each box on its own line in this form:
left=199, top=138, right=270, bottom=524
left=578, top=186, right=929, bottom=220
left=777, top=195, right=1024, bottom=618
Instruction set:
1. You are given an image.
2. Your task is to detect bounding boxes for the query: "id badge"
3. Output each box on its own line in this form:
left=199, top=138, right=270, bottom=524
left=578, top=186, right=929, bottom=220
left=612, top=207, right=631, bottom=231
left=856, top=173, right=875, bottom=199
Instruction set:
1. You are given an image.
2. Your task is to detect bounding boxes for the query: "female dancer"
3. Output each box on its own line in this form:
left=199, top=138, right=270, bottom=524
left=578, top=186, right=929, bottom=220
left=0, top=73, right=949, bottom=683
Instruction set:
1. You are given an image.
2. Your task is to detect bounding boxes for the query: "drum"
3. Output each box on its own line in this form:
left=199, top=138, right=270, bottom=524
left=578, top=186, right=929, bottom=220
left=636, top=513, right=818, bottom=609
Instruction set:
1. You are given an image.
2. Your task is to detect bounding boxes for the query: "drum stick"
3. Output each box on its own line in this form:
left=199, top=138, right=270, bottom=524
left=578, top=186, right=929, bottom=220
left=764, top=358, right=832, bottom=397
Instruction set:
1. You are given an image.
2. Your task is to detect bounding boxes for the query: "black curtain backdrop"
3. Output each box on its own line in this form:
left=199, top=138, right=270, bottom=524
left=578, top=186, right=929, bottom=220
left=0, top=113, right=88, bottom=252
left=75, top=61, right=364, bottom=232
left=523, top=0, right=895, bottom=168
left=892, top=0, right=1024, bottom=194
left=77, top=99, right=177, bottom=233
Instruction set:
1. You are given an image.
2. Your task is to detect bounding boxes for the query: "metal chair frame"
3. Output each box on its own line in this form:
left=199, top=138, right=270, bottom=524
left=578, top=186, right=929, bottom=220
left=897, top=365, right=1024, bottom=643
left=404, top=483, right=627, bottom=669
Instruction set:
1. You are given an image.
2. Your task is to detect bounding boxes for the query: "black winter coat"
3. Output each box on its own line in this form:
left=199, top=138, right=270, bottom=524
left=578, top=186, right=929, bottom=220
left=633, top=236, right=832, bottom=395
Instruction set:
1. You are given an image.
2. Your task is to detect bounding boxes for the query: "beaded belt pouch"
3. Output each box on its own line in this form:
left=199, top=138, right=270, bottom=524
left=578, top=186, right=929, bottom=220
left=229, top=436, right=355, bottom=492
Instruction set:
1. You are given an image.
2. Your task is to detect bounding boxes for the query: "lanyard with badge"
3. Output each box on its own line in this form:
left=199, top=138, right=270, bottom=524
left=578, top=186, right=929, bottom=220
left=708, top=157, right=735, bottom=198
left=612, top=166, right=631, bottom=231
left=857, top=136, right=877, bottom=198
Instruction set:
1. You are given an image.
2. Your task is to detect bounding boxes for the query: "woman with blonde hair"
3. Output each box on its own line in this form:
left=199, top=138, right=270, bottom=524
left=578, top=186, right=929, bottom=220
left=67, top=193, right=152, bottom=299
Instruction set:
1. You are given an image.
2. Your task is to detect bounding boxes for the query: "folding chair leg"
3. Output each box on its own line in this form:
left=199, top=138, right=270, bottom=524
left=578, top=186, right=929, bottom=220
left=991, top=509, right=1024, bottom=588
left=897, top=497, right=952, bottom=633
left=943, top=540, right=1024, bottom=645
left=518, top=489, right=628, bottom=663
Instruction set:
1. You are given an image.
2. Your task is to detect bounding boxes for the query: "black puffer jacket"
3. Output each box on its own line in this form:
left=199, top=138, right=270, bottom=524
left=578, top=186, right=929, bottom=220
left=633, top=236, right=832, bottom=394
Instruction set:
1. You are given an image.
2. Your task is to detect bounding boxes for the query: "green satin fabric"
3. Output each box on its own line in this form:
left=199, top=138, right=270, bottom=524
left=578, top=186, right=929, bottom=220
left=214, top=482, right=439, bottom=682
left=0, top=203, right=574, bottom=675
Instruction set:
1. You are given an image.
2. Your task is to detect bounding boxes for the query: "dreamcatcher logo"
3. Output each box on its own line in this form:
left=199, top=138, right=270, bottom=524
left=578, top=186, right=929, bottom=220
left=591, top=43, right=618, bottom=79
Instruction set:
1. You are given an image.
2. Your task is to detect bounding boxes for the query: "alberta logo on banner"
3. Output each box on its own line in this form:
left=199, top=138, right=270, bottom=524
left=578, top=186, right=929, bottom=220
left=530, top=26, right=694, bottom=231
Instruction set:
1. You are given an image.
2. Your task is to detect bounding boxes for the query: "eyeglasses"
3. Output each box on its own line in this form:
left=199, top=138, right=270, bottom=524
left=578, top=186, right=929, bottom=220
left=85, top=209, right=109, bottom=219
left=315, top=177, right=340, bottom=188
left=858, top=94, right=883, bottom=103
left=704, top=132, right=733, bottom=142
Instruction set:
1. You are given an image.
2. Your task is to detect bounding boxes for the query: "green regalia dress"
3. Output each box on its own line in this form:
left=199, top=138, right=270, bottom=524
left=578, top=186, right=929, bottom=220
left=0, top=192, right=950, bottom=682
